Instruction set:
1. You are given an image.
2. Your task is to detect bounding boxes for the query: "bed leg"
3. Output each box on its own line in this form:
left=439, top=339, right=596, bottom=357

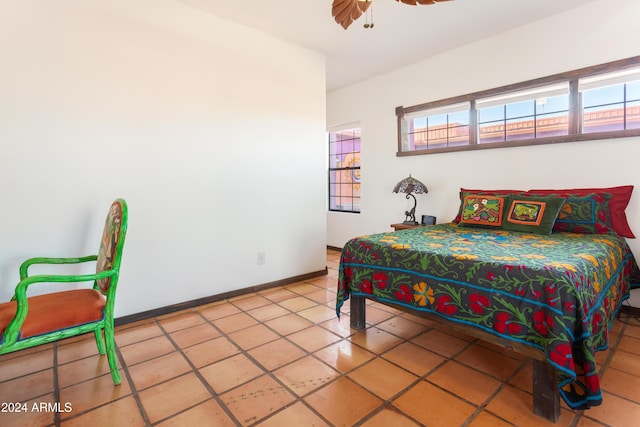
left=532, top=359, right=560, bottom=422
left=350, top=295, right=366, bottom=330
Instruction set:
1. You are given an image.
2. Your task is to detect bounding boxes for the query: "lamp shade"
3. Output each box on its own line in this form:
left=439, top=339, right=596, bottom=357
left=392, top=175, right=428, bottom=195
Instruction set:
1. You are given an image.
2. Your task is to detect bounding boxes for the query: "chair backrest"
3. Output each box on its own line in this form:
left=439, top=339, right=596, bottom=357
left=96, top=199, right=128, bottom=294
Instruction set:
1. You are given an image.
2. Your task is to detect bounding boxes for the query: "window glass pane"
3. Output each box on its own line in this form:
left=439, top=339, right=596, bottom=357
left=478, top=122, right=504, bottom=144
left=536, top=111, right=569, bottom=138
left=583, top=102, right=625, bottom=133
left=478, top=104, right=504, bottom=144
left=427, top=113, right=447, bottom=126
left=329, top=140, right=337, bottom=156
left=449, top=110, right=470, bottom=125
left=628, top=81, right=640, bottom=100
left=537, top=94, right=569, bottom=114
left=329, top=154, right=339, bottom=169
left=627, top=81, right=640, bottom=131
left=537, top=94, right=569, bottom=138
left=506, top=100, right=534, bottom=119
left=582, top=84, right=624, bottom=108
left=342, top=139, right=354, bottom=156
left=448, top=124, right=470, bottom=147
left=353, top=139, right=360, bottom=167
left=412, top=116, right=427, bottom=128
left=505, top=117, right=535, bottom=141
left=627, top=100, right=640, bottom=130
left=339, top=183, right=351, bottom=197
left=478, top=105, right=504, bottom=123
left=329, top=196, right=338, bottom=210
left=413, top=130, right=427, bottom=150
left=426, top=114, right=448, bottom=148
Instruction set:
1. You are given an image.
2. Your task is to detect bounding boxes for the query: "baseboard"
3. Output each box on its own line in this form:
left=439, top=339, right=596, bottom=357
left=114, top=267, right=328, bottom=326
left=327, top=245, right=342, bottom=252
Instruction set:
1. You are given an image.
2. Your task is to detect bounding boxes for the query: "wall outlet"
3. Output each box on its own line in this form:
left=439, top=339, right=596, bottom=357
left=257, top=251, right=266, bottom=265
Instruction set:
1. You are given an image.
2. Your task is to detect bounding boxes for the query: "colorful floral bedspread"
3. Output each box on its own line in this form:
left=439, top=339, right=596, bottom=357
left=336, top=223, right=640, bottom=409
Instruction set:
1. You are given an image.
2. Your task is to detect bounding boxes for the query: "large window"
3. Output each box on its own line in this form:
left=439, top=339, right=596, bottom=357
left=328, top=125, right=361, bottom=213
left=396, top=56, right=640, bottom=156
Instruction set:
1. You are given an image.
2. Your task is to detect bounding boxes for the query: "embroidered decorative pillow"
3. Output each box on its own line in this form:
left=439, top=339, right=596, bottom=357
left=458, top=194, right=506, bottom=227
left=453, top=188, right=524, bottom=223
left=527, top=186, right=632, bottom=236
left=502, top=195, right=565, bottom=235
left=543, top=193, right=613, bottom=234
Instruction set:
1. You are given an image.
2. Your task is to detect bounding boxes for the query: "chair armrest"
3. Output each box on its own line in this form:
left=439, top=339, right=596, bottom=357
left=14, top=268, right=115, bottom=296
left=19, top=255, right=98, bottom=280
left=3, top=269, right=117, bottom=345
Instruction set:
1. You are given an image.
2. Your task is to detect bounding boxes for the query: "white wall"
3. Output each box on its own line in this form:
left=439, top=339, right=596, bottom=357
left=0, top=0, right=327, bottom=317
left=327, top=0, right=640, bottom=258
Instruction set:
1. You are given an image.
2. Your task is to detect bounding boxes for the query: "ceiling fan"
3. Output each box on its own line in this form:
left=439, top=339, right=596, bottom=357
left=332, top=0, right=453, bottom=30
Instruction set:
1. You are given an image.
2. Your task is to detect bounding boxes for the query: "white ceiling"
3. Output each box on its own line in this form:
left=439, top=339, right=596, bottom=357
left=173, top=0, right=599, bottom=91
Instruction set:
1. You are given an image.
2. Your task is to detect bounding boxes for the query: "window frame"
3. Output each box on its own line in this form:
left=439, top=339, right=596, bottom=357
left=396, top=56, right=640, bottom=156
left=328, top=123, right=361, bottom=214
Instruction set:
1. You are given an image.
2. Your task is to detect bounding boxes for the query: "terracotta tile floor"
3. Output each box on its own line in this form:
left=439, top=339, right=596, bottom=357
left=2, top=249, right=640, bottom=426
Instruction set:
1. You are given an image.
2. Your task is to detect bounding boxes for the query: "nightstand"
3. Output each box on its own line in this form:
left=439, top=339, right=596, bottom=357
left=390, top=223, right=425, bottom=231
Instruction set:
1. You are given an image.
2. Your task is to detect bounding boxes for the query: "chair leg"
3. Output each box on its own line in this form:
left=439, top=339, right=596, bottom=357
left=104, top=323, right=121, bottom=385
left=94, top=327, right=106, bottom=355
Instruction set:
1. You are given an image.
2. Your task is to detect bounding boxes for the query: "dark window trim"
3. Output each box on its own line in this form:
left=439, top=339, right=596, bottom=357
left=396, top=55, right=640, bottom=156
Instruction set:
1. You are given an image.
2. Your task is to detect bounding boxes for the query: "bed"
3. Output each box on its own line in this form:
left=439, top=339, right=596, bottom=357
left=335, top=187, right=640, bottom=422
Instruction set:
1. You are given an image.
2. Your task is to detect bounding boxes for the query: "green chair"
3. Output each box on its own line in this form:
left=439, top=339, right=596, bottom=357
left=0, top=199, right=128, bottom=385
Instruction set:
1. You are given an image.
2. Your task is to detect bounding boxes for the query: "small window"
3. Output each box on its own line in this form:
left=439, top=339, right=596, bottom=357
left=328, top=125, right=361, bottom=213
left=579, top=67, right=640, bottom=133
left=401, top=102, right=470, bottom=151
left=476, top=84, right=570, bottom=144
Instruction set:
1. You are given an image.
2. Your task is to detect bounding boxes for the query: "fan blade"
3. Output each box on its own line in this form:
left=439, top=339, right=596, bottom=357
left=332, top=0, right=371, bottom=29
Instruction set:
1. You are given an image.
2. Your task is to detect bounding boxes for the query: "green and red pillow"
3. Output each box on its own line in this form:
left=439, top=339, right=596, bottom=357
left=453, top=188, right=525, bottom=224
left=527, top=186, right=633, bottom=237
left=458, top=194, right=506, bottom=228
left=502, top=195, right=566, bottom=235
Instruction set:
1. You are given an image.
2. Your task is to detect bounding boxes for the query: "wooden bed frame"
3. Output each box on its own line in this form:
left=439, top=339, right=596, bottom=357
left=349, top=294, right=561, bottom=423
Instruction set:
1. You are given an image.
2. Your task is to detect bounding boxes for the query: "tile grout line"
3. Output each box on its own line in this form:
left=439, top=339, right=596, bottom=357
left=113, top=341, right=153, bottom=426
left=458, top=355, right=529, bottom=427
left=219, top=288, right=379, bottom=426
left=51, top=337, right=153, bottom=426
left=222, top=295, right=339, bottom=427
left=52, top=341, right=61, bottom=427
left=153, top=311, right=244, bottom=426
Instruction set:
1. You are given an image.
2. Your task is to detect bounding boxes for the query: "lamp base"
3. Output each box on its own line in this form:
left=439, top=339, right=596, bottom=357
left=402, top=221, right=419, bottom=225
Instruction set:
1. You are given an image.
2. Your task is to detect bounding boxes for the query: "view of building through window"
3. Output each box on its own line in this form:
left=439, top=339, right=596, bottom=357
left=328, top=127, right=361, bottom=213
left=405, top=102, right=470, bottom=150
left=582, top=80, right=640, bottom=133
left=477, top=85, right=570, bottom=144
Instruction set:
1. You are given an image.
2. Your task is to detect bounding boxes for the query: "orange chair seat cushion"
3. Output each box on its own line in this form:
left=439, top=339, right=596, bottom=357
left=0, top=289, right=106, bottom=340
